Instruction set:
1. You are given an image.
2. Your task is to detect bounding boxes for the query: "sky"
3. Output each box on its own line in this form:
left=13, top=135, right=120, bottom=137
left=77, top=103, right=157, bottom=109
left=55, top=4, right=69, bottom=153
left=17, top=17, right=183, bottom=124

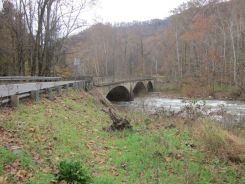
left=0, top=0, right=187, bottom=23
left=86, top=0, right=187, bottom=24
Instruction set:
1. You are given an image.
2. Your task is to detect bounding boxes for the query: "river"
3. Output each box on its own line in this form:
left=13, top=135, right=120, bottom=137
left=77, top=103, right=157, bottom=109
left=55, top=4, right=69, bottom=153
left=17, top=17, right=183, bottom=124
left=114, top=93, right=245, bottom=126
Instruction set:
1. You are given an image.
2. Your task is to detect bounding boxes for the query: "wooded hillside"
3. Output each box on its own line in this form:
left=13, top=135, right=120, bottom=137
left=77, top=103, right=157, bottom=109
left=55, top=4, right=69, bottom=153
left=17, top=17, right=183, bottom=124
left=65, top=0, right=245, bottom=95
left=0, top=0, right=94, bottom=76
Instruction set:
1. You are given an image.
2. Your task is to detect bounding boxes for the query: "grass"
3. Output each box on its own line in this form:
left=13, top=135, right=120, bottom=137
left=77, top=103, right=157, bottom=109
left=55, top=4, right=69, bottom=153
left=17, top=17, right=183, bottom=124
left=0, top=90, right=244, bottom=183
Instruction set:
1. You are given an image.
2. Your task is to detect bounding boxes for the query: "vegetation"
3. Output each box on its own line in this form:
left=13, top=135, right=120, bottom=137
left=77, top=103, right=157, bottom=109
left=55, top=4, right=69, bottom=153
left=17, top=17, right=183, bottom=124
left=57, top=160, right=92, bottom=184
left=65, top=0, right=245, bottom=97
left=0, top=0, right=95, bottom=76
left=156, top=81, right=245, bottom=99
left=0, top=0, right=244, bottom=99
left=0, top=91, right=244, bottom=183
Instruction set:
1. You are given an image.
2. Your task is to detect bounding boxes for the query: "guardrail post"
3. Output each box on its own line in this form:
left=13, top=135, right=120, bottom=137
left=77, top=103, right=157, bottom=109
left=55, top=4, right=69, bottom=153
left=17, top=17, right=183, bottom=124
left=31, top=90, right=40, bottom=102
left=73, top=82, right=79, bottom=90
left=57, top=86, right=62, bottom=95
left=77, top=82, right=81, bottom=90
left=10, top=95, right=19, bottom=107
left=79, top=81, right=83, bottom=90
left=89, top=82, right=93, bottom=90
left=47, top=88, right=53, bottom=100
left=64, top=84, right=69, bottom=93
left=84, top=82, right=88, bottom=91
left=72, top=82, right=76, bottom=90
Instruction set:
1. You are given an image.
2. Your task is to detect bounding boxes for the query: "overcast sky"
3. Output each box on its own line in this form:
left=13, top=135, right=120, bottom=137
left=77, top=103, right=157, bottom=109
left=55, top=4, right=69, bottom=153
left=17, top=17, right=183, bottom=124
left=86, top=0, right=187, bottom=24
left=0, top=0, right=187, bottom=23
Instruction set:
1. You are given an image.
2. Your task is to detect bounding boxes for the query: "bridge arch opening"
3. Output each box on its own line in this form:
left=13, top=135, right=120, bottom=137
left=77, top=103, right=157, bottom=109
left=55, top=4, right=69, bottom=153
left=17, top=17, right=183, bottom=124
left=147, top=81, right=153, bottom=92
left=106, top=86, right=131, bottom=101
left=133, top=82, right=147, bottom=96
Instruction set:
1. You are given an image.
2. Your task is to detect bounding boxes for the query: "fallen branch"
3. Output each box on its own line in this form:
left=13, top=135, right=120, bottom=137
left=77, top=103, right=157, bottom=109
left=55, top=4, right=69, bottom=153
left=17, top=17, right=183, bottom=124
left=105, top=108, right=132, bottom=132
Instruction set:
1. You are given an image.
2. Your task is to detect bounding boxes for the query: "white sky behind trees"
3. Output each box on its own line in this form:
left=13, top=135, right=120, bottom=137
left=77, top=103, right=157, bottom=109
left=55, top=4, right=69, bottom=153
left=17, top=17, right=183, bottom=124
left=0, top=0, right=187, bottom=25
left=84, top=0, right=187, bottom=24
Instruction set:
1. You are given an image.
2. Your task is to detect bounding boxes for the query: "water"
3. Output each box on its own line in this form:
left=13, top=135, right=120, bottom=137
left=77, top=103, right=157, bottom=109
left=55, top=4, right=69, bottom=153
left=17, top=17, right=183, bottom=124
left=114, top=93, right=245, bottom=124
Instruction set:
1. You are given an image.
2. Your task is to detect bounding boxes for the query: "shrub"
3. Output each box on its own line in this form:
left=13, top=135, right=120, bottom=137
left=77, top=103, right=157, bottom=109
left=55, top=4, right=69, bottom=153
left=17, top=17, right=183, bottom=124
left=57, top=160, right=92, bottom=184
left=182, top=100, right=210, bottom=120
left=229, top=87, right=242, bottom=98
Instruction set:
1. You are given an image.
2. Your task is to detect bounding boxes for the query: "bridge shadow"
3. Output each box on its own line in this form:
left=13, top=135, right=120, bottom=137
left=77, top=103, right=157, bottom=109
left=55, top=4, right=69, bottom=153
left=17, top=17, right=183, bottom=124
left=133, top=82, right=147, bottom=96
left=106, top=86, right=131, bottom=101
left=147, top=81, right=153, bottom=92
left=105, top=80, right=154, bottom=102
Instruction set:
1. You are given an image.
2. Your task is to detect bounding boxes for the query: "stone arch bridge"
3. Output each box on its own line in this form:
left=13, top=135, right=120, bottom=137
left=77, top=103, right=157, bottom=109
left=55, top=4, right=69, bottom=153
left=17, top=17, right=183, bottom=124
left=94, top=78, right=154, bottom=101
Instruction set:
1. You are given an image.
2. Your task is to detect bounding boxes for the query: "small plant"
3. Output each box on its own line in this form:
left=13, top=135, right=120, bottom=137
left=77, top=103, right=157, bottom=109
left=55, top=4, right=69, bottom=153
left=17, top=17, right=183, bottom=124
left=57, top=160, right=92, bottom=184
left=181, top=99, right=210, bottom=120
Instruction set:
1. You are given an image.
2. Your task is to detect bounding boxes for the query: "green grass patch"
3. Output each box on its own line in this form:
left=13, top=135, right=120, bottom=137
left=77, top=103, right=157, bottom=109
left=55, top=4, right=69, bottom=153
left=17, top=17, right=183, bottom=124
left=1, top=91, right=244, bottom=183
left=0, top=148, right=36, bottom=176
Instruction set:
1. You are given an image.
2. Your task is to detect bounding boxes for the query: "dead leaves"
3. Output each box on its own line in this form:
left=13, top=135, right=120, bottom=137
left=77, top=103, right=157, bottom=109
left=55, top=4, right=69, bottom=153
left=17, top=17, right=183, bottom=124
left=4, top=160, right=32, bottom=183
left=0, top=176, right=8, bottom=184
left=110, top=165, right=120, bottom=176
left=0, top=126, right=22, bottom=151
left=95, top=156, right=105, bottom=165
left=0, top=108, right=13, bottom=124
left=164, top=152, right=185, bottom=163
left=164, top=156, right=172, bottom=163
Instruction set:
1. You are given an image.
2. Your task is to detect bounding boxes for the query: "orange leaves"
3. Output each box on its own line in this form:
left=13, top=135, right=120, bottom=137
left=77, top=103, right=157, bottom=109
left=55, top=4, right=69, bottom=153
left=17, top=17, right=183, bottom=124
left=182, top=15, right=214, bottom=42
left=182, top=31, right=205, bottom=42
left=192, top=15, right=213, bottom=32
left=207, top=49, right=221, bottom=62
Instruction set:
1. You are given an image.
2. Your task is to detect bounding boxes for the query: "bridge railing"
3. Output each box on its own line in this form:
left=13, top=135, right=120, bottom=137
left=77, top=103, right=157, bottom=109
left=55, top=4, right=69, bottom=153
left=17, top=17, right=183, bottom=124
left=0, top=76, right=62, bottom=84
left=93, top=76, right=153, bottom=86
left=0, top=79, right=93, bottom=107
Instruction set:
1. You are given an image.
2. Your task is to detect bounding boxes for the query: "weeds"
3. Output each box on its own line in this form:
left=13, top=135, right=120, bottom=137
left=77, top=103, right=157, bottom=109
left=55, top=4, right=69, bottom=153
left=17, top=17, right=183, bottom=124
left=0, top=91, right=244, bottom=183
left=57, top=160, right=92, bottom=184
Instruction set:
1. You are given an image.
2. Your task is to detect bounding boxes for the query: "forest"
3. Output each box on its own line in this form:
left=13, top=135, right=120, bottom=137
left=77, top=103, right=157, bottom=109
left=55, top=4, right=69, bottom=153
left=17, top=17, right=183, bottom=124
left=0, top=0, right=95, bottom=76
left=0, top=0, right=245, bottom=96
left=65, top=0, right=245, bottom=97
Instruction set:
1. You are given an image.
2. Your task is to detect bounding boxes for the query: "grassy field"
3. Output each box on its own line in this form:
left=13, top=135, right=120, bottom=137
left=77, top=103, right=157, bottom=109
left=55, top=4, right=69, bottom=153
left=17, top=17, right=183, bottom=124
left=0, top=91, right=244, bottom=184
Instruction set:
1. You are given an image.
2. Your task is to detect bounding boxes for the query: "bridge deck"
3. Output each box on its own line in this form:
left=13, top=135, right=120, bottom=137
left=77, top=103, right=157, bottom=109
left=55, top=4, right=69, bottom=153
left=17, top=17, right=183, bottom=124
left=94, top=78, right=154, bottom=87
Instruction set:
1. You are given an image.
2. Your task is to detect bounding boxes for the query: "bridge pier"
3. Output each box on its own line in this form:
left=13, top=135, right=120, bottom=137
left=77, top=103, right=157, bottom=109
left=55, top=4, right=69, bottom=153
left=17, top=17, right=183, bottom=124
left=129, top=86, right=134, bottom=101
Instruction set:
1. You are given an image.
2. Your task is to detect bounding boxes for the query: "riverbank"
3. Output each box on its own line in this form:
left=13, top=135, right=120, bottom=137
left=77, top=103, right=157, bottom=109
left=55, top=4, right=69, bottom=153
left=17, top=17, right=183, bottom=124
left=156, top=82, right=245, bottom=101
left=0, top=90, right=244, bottom=183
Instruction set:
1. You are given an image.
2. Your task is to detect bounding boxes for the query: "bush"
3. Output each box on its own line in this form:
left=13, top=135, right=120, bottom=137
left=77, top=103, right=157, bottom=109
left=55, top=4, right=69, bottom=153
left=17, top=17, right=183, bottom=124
left=57, top=160, right=92, bottom=184
left=229, top=87, right=242, bottom=98
left=182, top=100, right=210, bottom=120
